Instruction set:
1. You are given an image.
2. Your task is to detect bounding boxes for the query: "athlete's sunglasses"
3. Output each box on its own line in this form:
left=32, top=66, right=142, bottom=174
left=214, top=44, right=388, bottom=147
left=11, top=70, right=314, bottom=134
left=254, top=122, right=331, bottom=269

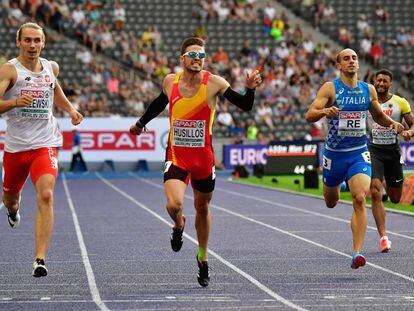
left=182, top=51, right=206, bottom=59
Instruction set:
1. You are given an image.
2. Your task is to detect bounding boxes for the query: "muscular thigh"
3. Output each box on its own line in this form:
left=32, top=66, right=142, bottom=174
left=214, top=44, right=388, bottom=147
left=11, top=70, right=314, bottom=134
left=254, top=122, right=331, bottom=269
left=29, top=148, right=59, bottom=184
left=2, top=151, right=31, bottom=195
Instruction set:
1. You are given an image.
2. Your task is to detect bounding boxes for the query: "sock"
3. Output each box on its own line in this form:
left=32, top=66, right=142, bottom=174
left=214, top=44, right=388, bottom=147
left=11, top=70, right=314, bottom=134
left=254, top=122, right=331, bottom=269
left=198, top=247, right=206, bottom=262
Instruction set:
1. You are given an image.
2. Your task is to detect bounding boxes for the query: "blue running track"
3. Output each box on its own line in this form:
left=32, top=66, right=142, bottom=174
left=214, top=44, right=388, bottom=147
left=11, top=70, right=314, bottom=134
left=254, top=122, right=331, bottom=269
left=1, top=172, right=414, bottom=310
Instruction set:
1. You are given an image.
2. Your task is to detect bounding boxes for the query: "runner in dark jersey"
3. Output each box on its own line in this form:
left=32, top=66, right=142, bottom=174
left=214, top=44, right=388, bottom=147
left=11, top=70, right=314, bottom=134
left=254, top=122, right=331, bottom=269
left=368, top=69, right=414, bottom=252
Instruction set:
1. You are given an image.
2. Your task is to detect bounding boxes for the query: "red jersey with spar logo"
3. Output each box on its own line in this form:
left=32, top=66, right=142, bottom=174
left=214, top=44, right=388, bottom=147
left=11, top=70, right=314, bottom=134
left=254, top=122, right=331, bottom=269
left=166, top=71, right=215, bottom=179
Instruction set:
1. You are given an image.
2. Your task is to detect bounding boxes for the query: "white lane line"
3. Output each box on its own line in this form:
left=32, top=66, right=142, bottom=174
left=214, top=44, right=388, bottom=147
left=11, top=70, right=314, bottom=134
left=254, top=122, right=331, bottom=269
left=62, top=173, right=110, bottom=311
left=136, top=176, right=414, bottom=284
left=97, top=173, right=306, bottom=311
left=216, top=187, right=414, bottom=241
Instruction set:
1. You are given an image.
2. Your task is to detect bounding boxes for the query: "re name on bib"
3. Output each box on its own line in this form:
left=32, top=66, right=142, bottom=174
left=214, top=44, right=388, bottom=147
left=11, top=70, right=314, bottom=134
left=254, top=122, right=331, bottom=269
left=338, top=111, right=366, bottom=137
left=172, top=119, right=206, bottom=147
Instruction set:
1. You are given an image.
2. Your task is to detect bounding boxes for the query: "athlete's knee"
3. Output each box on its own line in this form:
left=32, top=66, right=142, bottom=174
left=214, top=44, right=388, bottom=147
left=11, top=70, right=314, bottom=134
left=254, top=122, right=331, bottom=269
left=370, top=186, right=382, bottom=202
left=38, top=188, right=53, bottom=204
left=194, top=202, right=210, bottom=216
left=166, top=197, right=183, bottom=214
left=352, top=192, right=366, bottom=209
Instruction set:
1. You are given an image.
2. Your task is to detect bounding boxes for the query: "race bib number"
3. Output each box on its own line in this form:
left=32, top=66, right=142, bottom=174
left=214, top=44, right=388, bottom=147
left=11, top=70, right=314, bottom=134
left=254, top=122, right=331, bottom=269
left=323, top=155, right=332, bottom=170
left=338, top=111, right=366, bottom=137
left=372, top=128, right=396, bottom=145
left=20, top=90, right=51, bottom=119
left=172, top=119, right=206, bottom=147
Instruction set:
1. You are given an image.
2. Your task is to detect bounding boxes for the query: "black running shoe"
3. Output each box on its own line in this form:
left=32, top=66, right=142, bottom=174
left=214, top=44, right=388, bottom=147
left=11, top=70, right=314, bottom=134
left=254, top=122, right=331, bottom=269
left=170, top=216, right=185, bottom=252
left=197, top=256, right=210, bottom=287
left=32, top=258, right=48, bottom=277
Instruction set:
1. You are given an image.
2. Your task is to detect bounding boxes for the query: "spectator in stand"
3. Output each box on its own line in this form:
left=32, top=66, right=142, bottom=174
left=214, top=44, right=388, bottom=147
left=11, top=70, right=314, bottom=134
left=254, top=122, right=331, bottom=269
left=302, top=35, right=315, bottom=54
left=263, top=1, right=276, bottom=21
left=321, top=3, right=336, bottom=22
left=370, top=39, right=384, bottom=67
left=217, top=103, right=234, bottom=129
left=338, top=25, right=352, bottom=46
left=360, top=35, right=372, bottom=61
left=5, top=2, right=26, bottom=27
left=71, top=4, right=85, bottom=26
left=113, top=1, right=126, bottom=31
left=357, top=14, right=372, bottom=36
left=76, top=46, right=92, bottom=65
left=99, top=24, right=115, bottom=51
left=217, top=1, right=229, bottom=21
left=255, top=101, right=273, bottom=129
left=107, top=74, right=119, bottom=94
left=246, top=120, right=258, bottom=140
left=395, top=27, right=409, bottom=47
left=374, top=5, right=389, bottom=22
left=214, top=47, right=229, bottom=67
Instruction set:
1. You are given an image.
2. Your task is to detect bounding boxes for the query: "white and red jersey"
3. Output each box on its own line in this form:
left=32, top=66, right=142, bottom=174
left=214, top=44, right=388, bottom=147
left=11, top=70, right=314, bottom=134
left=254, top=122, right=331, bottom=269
left=2, top=57, right=62, bottom=152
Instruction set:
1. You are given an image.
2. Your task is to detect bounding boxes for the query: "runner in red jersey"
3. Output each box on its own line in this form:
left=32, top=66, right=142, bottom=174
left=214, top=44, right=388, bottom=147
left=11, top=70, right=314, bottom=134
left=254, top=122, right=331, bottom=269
left=130, top=37, right=262, bottom=287
left=0, top=23, right=83, bottom=277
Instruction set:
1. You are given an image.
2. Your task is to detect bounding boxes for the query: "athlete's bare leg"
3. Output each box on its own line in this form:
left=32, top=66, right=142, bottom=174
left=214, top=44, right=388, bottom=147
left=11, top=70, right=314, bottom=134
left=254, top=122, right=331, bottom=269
left=323, top=184, right=342, bottom=208
left=3, top=192, right=21, bottom=214
left=34, top=174, right=56, bottom=260
left=164, top=179, right=187, bottom=230
left=348, top=173, right=370, bottom=253
left=193, top=189, right=212, bottom=261
left=370, top=178, right=386, bottom=237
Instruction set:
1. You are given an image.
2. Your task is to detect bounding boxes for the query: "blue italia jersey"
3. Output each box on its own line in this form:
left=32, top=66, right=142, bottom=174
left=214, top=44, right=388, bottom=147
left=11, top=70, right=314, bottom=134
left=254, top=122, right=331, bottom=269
left=325, top=78, right=371, bottom=151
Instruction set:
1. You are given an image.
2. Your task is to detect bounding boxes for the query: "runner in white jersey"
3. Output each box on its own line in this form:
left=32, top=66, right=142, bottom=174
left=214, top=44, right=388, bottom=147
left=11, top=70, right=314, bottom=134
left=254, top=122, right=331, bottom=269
left=0, top=22, right=83, bottom=277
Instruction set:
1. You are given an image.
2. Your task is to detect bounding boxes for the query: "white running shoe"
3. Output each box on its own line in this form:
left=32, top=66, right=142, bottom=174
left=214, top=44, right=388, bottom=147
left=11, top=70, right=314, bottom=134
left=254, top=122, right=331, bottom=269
left=380, top=236, right=391, bottom=253
left=7, top=209, right=20, bottom=229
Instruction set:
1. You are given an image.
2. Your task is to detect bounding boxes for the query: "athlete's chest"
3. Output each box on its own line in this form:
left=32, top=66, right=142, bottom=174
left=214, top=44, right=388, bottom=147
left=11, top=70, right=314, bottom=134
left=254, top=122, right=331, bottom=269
left=381, top=101, right=401, bottom=120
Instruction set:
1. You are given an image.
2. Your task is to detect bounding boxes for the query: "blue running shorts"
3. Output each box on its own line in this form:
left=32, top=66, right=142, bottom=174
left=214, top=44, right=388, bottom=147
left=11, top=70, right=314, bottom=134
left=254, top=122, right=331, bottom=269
left=322, top=146, right=371, bottom=187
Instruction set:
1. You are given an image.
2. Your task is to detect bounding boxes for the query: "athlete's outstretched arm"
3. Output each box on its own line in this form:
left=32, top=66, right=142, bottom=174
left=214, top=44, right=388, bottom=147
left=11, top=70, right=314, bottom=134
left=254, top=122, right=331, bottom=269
left=130, top=74, right=175, bottom=135
left=215, top=70, right=262, bottom=112
left=51, top=61, right=83, bottom=125
left=305, top=82, right=337, bottom=122
left=369, top=84, right=404, bottom=133
left=0, top=63, right=32, bottom=113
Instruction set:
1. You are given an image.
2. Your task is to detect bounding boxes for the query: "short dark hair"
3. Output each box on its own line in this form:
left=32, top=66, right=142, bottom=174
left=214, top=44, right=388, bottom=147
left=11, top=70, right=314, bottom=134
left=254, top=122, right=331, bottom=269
left=375, top=69, right=393, bottom=81
left=180, top=37, right=205, bottom=55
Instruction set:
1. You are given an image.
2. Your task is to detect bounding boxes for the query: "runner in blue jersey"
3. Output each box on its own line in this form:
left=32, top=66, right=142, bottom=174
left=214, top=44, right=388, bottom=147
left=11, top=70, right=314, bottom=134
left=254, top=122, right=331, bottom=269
left=306, top=49, right=404, bottom=269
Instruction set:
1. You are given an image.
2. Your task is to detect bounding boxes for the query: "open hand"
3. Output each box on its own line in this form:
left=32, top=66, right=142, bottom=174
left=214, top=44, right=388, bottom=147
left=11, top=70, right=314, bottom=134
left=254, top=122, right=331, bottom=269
left=246, top=70, right=262, bottom=89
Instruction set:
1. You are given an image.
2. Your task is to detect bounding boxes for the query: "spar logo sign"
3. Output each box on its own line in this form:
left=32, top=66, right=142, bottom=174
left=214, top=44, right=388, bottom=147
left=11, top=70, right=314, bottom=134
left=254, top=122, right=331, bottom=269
left=62, top=131, right=156, bottom=150
left=21, top=90, right=44, bottom=98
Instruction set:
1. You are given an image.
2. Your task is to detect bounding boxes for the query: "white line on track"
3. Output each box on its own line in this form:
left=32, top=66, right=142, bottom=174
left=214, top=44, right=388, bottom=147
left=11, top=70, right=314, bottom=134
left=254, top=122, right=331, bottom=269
left=216, top=187, right=414, bottom=241
left=96, top=172, right=307, bottom=311
left=62, top=173, right=110, bottom=311
left=135, top=176, right=414, bottom=284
